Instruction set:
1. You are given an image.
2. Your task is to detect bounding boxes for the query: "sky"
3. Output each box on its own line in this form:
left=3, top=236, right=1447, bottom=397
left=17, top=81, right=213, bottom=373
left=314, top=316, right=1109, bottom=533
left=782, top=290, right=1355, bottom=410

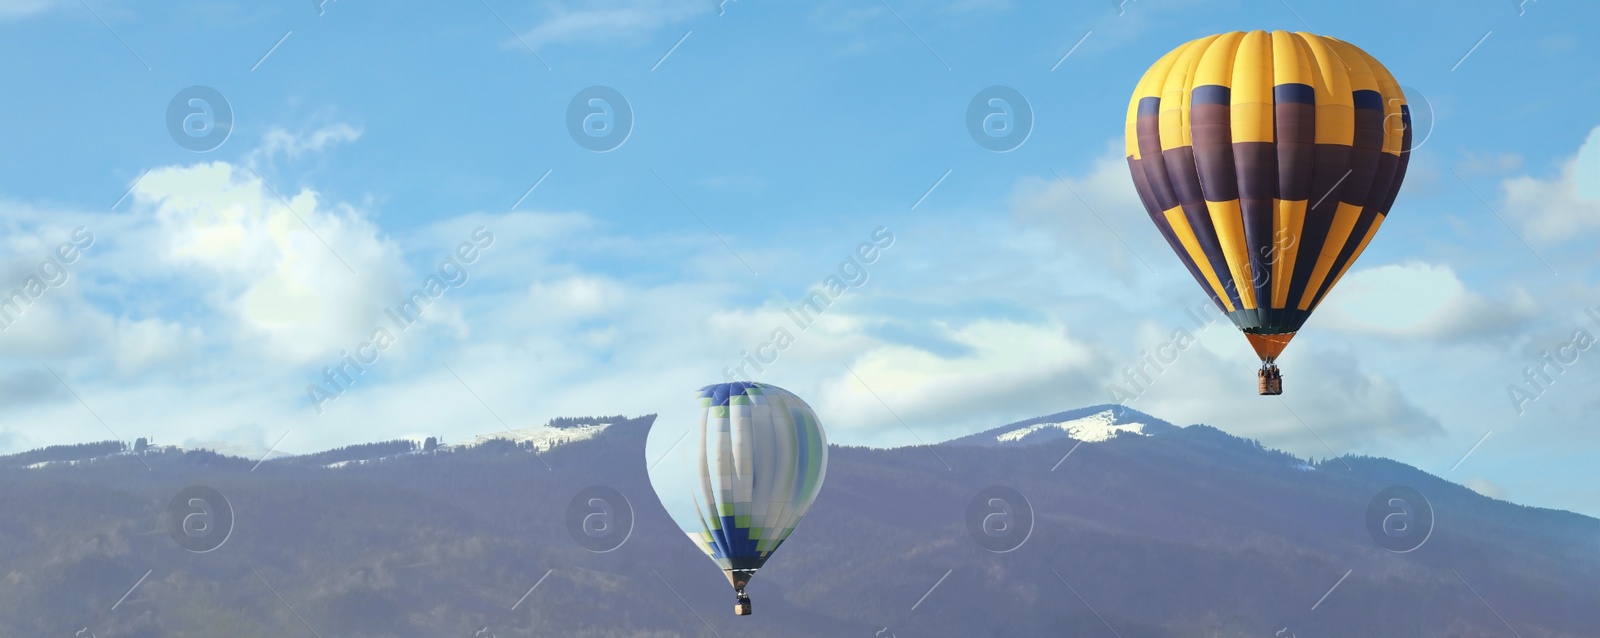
left=0, top=0, right=1598, bottom=516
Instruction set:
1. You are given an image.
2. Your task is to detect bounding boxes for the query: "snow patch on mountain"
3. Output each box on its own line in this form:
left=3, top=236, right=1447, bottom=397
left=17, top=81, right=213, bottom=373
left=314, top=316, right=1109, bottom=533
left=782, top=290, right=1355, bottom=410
left=992, top=409, right=1146, bottom=443
left=23, top=446, right=181, bottom=469
left=462, top=423, right=612, bottom=452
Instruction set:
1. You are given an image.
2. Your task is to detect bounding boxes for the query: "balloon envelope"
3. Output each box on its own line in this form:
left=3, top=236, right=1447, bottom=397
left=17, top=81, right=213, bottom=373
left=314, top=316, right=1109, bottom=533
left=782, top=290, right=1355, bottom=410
left=1124, top=31, right=1412, bottom=362
left=647, top=382, right=828, bottom=593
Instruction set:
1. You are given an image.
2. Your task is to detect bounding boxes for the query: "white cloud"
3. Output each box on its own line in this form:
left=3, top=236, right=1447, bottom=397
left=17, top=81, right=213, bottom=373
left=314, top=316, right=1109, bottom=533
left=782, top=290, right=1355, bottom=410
left=1125, top=331, right=1446, bottom=457
left=132, top=161, right=407, bottom=364
left=1316, top=262, right=1536, bottom=342
left=811, top=319, right=1109, bottom=443
left=519, top=0, right=710, bottom=47
left=1502, top=124, right=1600, bottom=242
left=0, top=151, right=1442, bottom=467
left=528, top=275, right=627, bottom=320
left=250, top=124, right=362, bottom=165
left=1574, top=125, right=1600, bottom=200
left=0, top=136, right=1456, bottom=489
left=108, top=316, right=201, bottom=377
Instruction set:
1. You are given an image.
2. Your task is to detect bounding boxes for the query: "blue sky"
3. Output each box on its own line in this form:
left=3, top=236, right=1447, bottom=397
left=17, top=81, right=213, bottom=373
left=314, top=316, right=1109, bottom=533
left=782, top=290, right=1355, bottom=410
left=2, top=0, right=1599, bottom=516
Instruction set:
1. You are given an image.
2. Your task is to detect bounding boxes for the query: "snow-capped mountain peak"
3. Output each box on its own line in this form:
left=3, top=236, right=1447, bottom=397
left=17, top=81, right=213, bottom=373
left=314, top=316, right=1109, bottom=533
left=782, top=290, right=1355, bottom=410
left=941, top=404, right=1178, bottom=448
left=992, top=409, right=1147, bottom=444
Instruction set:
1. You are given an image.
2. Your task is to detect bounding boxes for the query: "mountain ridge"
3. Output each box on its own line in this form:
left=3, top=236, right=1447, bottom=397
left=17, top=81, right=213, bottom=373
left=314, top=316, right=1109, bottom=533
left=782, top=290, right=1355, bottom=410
left=5, top=404, right=1588, bottom=529
left=3, top=408, right=1597, bottom=636
left=941, top=403, right=1182, bottom=448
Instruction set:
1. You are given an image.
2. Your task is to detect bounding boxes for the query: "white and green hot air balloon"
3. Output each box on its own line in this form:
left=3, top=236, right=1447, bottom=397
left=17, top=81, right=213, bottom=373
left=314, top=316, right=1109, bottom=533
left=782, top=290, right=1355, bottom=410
left=647, top=382, right=828, bottom=616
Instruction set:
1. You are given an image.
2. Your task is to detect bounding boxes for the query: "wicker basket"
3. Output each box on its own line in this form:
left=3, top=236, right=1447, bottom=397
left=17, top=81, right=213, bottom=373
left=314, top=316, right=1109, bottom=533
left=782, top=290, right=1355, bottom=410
left=1258, top=369, right=1283, bottom=395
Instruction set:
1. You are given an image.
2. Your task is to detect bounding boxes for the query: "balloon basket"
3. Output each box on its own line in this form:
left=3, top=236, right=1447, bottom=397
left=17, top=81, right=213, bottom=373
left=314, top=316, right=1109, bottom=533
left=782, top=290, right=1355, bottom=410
left=734, top=597, right=752, bottom=616
left=1258, top=365, right=1283, bottom=396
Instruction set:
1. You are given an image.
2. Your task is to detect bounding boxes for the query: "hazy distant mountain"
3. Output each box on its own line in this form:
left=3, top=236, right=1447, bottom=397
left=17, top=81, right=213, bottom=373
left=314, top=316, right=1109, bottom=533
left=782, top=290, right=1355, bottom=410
left=3, top=408, right=1595, bottom=637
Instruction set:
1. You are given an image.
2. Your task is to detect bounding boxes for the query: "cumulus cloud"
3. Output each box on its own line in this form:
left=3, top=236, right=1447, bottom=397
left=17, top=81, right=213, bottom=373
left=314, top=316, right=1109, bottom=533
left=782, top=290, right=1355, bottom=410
left=1575, top=126, right=1600, bottom=201
left=108, top=316, right=202, bottom=377
left=132, top=161, right=407, bottom=364
left=1125, top=331, right=1446, bottom=458
left=1502, top=124, right=1600, bottom=242
left=812, top=319, right=1110, bottom=444
left=0, top=129, right=1449, bottom=482
left=1315, top=262, right=1537, bottom=342
left=0, top=226, right=103, bottom=359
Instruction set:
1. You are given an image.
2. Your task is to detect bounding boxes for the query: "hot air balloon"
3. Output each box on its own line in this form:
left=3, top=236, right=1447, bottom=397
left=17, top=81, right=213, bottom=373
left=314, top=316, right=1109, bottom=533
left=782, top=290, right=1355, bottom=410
left=1125, top=31, right=1412, bottom=395
left=648, top=382, right=828, bottom=616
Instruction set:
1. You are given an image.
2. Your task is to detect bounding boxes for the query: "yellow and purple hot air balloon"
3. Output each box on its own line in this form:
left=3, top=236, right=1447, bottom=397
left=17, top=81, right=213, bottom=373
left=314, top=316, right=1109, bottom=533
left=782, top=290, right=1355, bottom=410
left=1125, top=31, right=1412, bottom=394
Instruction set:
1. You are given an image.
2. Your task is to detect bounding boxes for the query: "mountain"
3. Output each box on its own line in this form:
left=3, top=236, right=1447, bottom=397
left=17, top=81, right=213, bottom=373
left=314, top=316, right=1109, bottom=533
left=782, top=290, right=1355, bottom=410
left=2, top=408, right=1595, bottom=637
left=941, top=404, right=1181, bottom=447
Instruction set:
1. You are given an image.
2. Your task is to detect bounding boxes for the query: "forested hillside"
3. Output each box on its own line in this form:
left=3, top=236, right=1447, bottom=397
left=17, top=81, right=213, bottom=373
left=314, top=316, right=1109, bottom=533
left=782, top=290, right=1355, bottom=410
left=2, top=409, right=1594, bottom=637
